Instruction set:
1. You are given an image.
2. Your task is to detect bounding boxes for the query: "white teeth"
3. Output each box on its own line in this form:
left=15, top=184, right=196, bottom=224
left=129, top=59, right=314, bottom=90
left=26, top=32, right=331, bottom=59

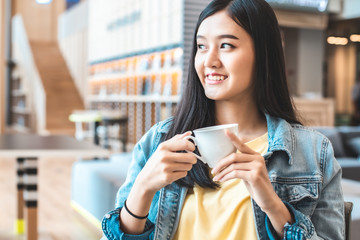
left=207, top=75, right=226, bottom=81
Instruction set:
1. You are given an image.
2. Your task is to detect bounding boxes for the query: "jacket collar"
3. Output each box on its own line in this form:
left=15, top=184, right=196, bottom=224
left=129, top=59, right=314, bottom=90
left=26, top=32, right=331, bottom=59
left=158, top=117, right=173, bottom=133
left=265, top=114, right=295, bottom=165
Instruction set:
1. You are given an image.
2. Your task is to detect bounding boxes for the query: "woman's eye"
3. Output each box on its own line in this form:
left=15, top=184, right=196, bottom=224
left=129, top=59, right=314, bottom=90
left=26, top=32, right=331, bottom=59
left=197, top=44, right=206, bottom=50
left=221, top=43, right=234, bottom=49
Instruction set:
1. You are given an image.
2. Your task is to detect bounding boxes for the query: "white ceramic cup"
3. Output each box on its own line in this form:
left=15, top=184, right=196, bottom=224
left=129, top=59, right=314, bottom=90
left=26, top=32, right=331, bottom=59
left=184, top=124, right=238, bottom=168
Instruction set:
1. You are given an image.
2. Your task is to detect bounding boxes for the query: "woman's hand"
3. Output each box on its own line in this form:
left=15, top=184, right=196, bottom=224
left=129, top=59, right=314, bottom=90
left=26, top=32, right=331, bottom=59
left=136, top=131, right=197, bottom=195
left=121, top=131, right=197, bottom=235
left=211, top=130, right=278, bottom=211
left=211, top=130, right=293, bottom=237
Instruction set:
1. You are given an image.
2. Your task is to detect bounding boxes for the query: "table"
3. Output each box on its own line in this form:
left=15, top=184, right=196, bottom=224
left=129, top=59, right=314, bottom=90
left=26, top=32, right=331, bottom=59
left=342, top=179, right=360, bottom=239
left=101, top=115, right=128, bottom=151
left=69, top=110, right=128, bottom=151
left=68, top=110, right=102, bottom=144
left=0, top=134, right=109, bottom=240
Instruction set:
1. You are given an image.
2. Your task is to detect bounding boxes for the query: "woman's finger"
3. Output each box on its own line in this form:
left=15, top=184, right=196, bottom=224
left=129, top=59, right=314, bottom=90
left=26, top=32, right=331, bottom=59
left=172, top=162, right=195, bottom=172
left=225, top=130, right=258, bottom=155
left=174, top=131, right=192, bottom=139
left=173, top=152, right=198, bottom=164
left=159, top=151, right=197, bottom=164
left=212, top=161, right=254, bottom=181
left=161, top=133, right=195, bottom=152
left=214, top=169, right=252, bottom=183
left=211, top=152, right=251, bottom=175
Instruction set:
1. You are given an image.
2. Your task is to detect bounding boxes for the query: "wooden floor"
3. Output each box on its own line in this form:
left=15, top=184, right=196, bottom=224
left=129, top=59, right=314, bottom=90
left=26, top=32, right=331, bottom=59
left=0, top=157, right=102, bottom=240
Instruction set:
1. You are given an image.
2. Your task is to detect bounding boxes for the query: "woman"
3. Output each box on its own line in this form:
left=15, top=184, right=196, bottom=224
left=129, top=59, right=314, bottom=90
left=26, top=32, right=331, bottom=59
left=102, top=0, right=344, bottom=239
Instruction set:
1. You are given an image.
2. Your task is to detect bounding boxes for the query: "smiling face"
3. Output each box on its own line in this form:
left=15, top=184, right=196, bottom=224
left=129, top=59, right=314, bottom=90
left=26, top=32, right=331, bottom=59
left=195, top=10, right=255, bottom=103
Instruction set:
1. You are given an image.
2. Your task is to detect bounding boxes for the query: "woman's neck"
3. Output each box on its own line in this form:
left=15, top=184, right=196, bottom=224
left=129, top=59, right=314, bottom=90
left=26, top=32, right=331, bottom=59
left=214, top=100, right=267, bottom=143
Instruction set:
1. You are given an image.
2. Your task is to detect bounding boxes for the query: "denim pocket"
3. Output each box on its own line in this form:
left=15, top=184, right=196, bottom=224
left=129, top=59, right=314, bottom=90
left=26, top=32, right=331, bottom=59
left=271, top=175, right=322, bottom=214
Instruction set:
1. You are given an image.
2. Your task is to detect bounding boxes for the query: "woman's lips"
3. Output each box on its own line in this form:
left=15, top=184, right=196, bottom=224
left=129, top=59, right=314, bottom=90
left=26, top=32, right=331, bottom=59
left=205, top=74, right=228, bottom=84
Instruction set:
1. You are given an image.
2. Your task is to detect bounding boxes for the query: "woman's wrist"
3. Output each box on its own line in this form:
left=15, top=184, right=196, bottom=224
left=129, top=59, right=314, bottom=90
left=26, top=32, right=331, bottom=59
left=123, top=199, right=149, bottom=219
left=262, top=197, right=294, bottom=238
left=131, top=175, right=159, bottom=206
left=259, top=193, right=283, bottom=214
left=134, top=172, right=158, bottom=197
left=119, top=178, right=156, bottom=234
left=119, top=192, right=149, bottom=234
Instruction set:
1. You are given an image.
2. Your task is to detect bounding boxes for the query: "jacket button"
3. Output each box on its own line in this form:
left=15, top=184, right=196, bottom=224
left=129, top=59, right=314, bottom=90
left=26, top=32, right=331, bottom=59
left=105, top=214, right=111, bottom=219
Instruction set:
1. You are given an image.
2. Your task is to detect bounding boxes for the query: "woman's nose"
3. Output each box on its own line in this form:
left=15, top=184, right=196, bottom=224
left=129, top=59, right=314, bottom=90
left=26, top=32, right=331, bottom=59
left=204, top=49, right=221, bottom=68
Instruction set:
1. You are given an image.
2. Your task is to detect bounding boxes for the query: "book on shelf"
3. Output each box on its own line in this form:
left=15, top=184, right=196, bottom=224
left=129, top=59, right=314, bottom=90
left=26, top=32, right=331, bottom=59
left=152, top=76, right=162, bottom=96
left=142, top=76, right=152, bottom=95
left=17, top=116, right=25, bottom=126
left=162, top=76, right=172, bottom=96
left=152, top=54, right=162, bottom=71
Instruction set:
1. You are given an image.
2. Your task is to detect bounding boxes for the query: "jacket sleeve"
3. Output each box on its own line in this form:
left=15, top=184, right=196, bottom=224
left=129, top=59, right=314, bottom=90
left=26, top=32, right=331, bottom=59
left=265, top=137, right=345, bottom=240
left=306, top=138, right=345, bottom=239
left=101, top=122, right=163, bottom=240
left=101, top=208, right=155, bottom=240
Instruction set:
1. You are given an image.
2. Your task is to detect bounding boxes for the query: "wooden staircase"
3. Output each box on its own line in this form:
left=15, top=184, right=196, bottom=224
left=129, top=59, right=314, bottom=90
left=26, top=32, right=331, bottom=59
left=30, top=41, right=84, bottom=135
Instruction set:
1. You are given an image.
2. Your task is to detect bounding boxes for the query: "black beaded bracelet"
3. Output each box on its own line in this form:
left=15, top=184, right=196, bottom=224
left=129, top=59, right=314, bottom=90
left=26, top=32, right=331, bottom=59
left=123, top=200, right=149, bottom=220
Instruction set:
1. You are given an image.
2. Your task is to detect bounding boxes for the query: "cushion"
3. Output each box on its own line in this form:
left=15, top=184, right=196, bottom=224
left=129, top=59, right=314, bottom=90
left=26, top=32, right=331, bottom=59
left=348, top=137, right=360, bottom=156
left=338, top=126, right=360, bottom=157
left=313, top=127, right=346, bottom=158
left=338, top=159, right=360, bottom=181
left=71, top=153, right=132, bottom=222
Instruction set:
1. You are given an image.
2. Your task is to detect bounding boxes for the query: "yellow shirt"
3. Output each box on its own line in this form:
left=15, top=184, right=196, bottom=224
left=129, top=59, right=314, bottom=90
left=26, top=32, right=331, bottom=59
left=173, top=133, right=268, bottom=240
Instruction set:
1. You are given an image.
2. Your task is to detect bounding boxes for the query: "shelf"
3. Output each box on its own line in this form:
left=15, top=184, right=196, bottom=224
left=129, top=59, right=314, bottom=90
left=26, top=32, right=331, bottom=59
left=87, top=94, right=180, bottom=103
left=89, top=67, right=182, bottom=82
left=12, top=106, right=31, bottom=114
left=12, top=89, right=28, bottom=96
left=10, top=124, right=31, bottom=133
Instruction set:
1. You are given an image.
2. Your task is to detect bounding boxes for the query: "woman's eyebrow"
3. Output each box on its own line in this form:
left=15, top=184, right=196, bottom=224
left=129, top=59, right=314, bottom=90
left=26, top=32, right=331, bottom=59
left=196, top=34, right=239, bottom=40
left=217, top=34, right=239, bottom=40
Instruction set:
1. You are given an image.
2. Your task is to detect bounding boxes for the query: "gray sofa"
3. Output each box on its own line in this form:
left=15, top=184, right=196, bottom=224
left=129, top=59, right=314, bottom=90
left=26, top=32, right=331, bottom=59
left=313, top=126, right=360, bottom=181
left=71, top=153, right=132, bottom=223
left=342, top=179, right=360, bottom=240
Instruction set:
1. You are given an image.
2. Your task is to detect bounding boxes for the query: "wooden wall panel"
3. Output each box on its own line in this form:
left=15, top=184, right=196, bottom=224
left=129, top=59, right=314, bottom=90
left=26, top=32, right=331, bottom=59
left=294, top=98, right=335, bottom=126
left=12, top=0, right=65, bottom=42
left=274, top=9, right=328, bottom=30
left=326, top=20, right=359, bottom=115
left=0, top=0, right=5, bottom=133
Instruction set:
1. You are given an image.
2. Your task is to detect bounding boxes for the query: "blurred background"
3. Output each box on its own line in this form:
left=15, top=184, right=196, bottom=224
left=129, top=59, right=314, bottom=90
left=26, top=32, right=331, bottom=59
left=0, top=0, right=360, bottom=239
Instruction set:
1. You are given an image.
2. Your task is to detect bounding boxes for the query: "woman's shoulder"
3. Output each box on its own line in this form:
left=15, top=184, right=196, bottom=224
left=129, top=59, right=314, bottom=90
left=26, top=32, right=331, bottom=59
left=267, top=116, right=329, bottom=147
left=136, top=117, right=173, bottom=151
left=156, top=117, right=174, bottom=133
left=145, top=117, right=173, bottom=136
left=128, top=118, right=173, bottom=164
left=289, top=124, right=334, bottom=160
left=290, top=124, right=330, bottom=142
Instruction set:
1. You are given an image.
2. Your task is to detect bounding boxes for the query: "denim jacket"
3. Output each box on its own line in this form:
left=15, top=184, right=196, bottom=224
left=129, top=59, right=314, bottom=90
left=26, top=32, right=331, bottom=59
left=102, top=114, right=345, bottom=240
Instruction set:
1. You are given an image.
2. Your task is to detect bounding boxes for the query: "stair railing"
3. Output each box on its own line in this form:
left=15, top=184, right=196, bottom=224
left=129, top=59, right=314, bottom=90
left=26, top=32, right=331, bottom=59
left=58, top=0, right=88, bottom=103
left=12, top=14, right=47, bottom=134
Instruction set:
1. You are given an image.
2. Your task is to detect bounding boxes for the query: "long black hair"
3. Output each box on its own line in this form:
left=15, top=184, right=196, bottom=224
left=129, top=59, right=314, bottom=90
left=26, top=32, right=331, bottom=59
left=165, top=0, right=300, bottom=189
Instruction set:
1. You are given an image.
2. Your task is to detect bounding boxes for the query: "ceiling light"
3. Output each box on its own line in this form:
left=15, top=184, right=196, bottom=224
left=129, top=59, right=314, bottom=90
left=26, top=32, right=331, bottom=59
left=327, top=36, right=348, bottom=46
left=36, top=0, right=52, bottom=4
left=350, top=34, right=360, bottom=42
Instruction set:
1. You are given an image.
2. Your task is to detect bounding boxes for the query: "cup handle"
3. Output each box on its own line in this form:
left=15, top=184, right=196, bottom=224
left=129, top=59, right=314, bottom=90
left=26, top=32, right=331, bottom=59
left=184, top=135, right=206, bottom=164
